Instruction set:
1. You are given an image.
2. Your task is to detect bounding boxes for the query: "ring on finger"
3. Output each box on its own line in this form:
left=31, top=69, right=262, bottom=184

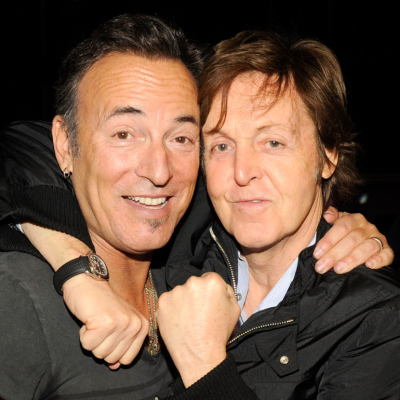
left=371, top=237, right=384, bottom=252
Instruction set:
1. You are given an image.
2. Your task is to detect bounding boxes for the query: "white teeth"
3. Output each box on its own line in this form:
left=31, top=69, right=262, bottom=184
left=126, top=196, right=167, bottom=206
left=249, top=200, right=261, bottom=203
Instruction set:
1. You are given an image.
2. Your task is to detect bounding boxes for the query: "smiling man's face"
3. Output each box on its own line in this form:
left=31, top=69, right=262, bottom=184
left=59, top=53, right=200, bottom=255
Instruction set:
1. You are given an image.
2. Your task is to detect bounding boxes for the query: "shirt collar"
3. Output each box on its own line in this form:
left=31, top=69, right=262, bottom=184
left=237, top=233, right=317, bottom=326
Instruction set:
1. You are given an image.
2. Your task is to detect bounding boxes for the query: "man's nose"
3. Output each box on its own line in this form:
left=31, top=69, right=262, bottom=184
left=233, top=148, right=262, bottom=186
left=136, top=141, right=172, bottom=186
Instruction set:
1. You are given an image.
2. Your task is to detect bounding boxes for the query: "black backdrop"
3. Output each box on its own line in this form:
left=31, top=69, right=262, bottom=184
left=1, top=0, right=399, bottom=252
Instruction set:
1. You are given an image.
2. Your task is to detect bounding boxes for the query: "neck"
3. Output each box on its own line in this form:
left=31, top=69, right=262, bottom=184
left=242, top=196, right=322, bottom=316
left=90, top=233, right=152, bottom=316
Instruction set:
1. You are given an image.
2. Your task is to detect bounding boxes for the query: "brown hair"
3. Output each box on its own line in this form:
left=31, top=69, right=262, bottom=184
left=199, top=31, right=362, bottom=209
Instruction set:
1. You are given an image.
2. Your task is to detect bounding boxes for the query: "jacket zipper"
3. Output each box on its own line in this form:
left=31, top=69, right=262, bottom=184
left=227, top=318, right=295, bottom=345
left=209, top=226, right=296, bottom=345
left=209, top=226, right=238, bottom=297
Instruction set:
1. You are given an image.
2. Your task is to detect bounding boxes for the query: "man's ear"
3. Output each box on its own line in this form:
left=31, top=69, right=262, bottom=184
left=322, top=148, right=338, bottom=179
left=52, top=115, right=74, bottom=174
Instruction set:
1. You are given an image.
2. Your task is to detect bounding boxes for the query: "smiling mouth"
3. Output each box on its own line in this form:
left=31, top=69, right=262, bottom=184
left=124, top=196, right=169, bottom=209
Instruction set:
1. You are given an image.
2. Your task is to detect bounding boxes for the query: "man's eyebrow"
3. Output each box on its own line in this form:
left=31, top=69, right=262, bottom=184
left=105, top=106, right=145, bottom=122
left=175, top=115, right=199, bottom=127
left=203, top=123, right=284, bottom=137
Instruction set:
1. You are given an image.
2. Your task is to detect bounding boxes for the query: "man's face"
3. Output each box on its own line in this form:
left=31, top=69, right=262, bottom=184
left=65, top=53, right=200, bottom=254
left=203, top=72, right=334, bottom=253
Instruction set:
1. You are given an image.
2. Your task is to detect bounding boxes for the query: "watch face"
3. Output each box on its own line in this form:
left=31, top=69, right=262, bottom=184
left=88, top=254, right=109, bottom=279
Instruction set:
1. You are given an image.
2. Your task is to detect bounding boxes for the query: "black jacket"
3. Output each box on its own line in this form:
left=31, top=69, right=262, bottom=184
left=1, top=122, right=400, bottom=400
left=162, top=219, right=400, bottom=399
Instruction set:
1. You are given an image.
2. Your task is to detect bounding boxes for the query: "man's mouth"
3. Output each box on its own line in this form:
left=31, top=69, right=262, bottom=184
left=124, top=196, right=169, bottom=209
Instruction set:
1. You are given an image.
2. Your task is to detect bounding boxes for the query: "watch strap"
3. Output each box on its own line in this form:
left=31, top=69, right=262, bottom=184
left=53, top=256, right=90, bottom=295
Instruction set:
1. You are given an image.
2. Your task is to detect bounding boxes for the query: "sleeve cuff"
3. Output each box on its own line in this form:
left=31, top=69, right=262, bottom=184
left=161, top=354, right=259, bottom=400
left=10, top=185, right=94, bottom=251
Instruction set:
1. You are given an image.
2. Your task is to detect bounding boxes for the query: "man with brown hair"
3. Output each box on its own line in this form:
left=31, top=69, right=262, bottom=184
left=156, top=31, right=400, bottom=399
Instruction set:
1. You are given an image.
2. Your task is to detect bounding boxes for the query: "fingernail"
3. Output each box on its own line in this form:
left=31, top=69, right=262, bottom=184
left=316, top=260, right=328, bottom=274
left=324, top=211, right=334, bottom=215
left=366, top=260, right=376, bottom=268
left=335, top=262, right=347, bottom=273
left=314, top=248, right=324, bottom=258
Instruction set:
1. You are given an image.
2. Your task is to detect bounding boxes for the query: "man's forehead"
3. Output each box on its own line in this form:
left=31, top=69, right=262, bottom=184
left=77, top=52, right=199, bottom=124
left=80, top=52, right=196, bottom=93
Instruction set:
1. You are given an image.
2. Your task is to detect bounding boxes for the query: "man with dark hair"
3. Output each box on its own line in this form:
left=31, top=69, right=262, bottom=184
left=0, top=15, right=394, bottom=400
left=0, top=13, right=203, bottom=399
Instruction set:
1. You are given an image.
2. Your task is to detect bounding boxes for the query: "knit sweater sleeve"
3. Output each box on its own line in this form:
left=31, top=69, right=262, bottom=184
left=0, top=121, right=93, bottom=249
left=159, top=354, right=259, bottom=400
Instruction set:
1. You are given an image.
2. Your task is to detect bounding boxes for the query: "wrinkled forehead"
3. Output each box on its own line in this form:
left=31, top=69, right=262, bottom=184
left=77, top=53, right=199, bottom=127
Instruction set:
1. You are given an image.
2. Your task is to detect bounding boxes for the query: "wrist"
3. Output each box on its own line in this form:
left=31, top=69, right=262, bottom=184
left=179, top=351, right=227, bottom=388
left=53, top=253, right=109, bottom=295
left=62, top=273, right=110, bottom=295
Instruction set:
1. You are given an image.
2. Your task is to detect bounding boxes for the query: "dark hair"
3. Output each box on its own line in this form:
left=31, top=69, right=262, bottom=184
left=199, top=31, right=362, bottom=209
left=55, top=13, right=205, bottom=156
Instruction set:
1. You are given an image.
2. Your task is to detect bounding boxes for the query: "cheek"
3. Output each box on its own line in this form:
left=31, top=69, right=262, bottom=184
left=172, top=152, right=199, bottom=189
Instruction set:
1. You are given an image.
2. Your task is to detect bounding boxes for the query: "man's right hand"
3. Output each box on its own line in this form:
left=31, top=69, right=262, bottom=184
left=21, top=222, right=149, bottom=369
left=63, top=276, right=149, bottom=369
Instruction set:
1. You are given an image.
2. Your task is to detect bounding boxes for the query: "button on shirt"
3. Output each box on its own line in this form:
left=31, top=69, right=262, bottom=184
left=237, top=234, right=316, bottom=326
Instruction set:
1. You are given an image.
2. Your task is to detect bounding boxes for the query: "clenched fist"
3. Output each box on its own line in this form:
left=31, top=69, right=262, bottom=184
left=157, top=272, right=240, bottom=387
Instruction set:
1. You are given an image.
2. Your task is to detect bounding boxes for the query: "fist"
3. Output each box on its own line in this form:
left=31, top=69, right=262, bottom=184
left=157, top=273, right=240, bottom=387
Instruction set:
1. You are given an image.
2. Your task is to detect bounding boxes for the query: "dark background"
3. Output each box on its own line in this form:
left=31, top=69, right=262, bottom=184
left=1, top=0, right=399, bottom=254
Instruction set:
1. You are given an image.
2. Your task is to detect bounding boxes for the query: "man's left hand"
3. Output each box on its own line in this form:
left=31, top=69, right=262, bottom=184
left=157, top=273, right=240, bottom=388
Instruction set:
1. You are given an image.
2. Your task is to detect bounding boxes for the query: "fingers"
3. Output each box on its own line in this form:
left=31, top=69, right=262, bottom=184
left=157, top=273, right=238, bottom=388
left=365, top=247, right=395, bottom=269
left=314, top=211, right=395, bottom=274
left=201, top=272, right=237, bottom=299
left=63, top=276, right=149, bottom=369
left=315, top=226, right=367, bottom=273
left=314, top=212, right=364, bottom=260
left=80, top=313, right=149, bottom=366
left=322, top=206, right=340, bottom=224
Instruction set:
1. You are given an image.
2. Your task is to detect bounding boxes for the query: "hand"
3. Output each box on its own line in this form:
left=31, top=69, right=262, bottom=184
left=157, top=273, right=240, bottom=387
left=63, top=275, right=149, bottom=369
left=21, top=222, right=149, bottom=368
left=315, top=208, right=394, bottom=274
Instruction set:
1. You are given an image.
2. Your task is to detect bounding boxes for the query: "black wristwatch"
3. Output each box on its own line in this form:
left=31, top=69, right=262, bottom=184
left=53, top=252, right=109, bottom=295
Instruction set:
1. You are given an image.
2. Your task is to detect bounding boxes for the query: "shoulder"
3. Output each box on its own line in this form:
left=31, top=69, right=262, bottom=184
left=0, top=252, right=54, bottom=398
left=0, top=250, right=55, bottom=295
left=0, top=250, right=68, bottom=325
left=299, top=254, right=400, bottom=334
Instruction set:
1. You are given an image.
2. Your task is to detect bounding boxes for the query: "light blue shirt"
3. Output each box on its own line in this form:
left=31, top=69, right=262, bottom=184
left=237, top=234, right=316, bottom=326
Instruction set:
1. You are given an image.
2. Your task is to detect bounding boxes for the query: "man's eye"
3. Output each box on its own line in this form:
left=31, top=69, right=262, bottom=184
left=116, top=131, right=131, bottom=139
left=174, top=137, right=189, bottom=144
left=267, top=140, right=281, bottom=148
left=215, top=143, right=229, bottom=151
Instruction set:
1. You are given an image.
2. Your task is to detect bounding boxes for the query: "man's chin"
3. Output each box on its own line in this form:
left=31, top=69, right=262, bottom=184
left=119, top=217, right=174, bottom=253
left=145, top=217, right=168, bottom=232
